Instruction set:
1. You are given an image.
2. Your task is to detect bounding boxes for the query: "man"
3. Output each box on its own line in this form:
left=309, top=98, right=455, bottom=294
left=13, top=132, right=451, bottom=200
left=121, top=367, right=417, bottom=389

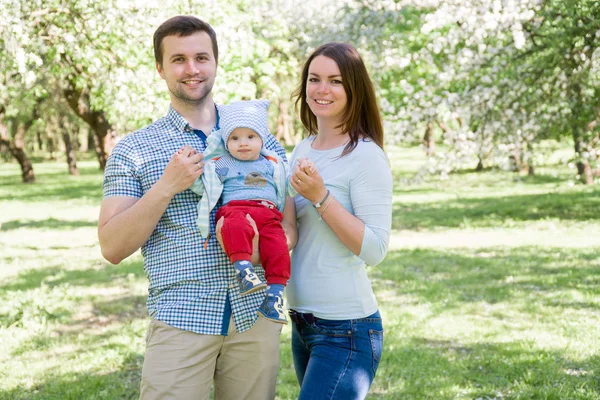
left=98, top=15, right=296, bottom=400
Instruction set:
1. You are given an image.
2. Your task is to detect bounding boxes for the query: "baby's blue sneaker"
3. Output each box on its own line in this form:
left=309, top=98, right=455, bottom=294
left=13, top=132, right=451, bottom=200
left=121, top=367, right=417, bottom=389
left=258, top=293, right=288, bottom=324
left=238, top=267, right=266, bottom=295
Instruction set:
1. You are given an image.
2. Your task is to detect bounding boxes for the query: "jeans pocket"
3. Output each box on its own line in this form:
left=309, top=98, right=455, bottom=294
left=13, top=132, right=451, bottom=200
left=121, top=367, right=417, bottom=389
left=369, top=329, right=383, bottom=375
left=312, top=319, right=352, bottom=336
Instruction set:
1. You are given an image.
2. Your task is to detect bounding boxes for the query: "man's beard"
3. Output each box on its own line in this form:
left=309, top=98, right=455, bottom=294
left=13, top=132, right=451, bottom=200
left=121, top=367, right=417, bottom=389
left=169, top=77, right=215, bottom=107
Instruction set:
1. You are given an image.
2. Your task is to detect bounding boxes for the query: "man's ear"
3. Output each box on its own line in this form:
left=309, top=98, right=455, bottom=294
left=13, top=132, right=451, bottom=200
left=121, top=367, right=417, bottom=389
left=156, top=61, right=165, bottom=79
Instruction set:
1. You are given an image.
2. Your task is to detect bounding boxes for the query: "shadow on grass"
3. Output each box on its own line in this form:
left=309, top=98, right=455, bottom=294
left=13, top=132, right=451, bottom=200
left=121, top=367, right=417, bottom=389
left=374, top=335, right=600, bottom=399
left=3, top=322, right=599, bottom=400
left=2, top=246, right=599, bottom=399
left=90, top=294, right=148, bottom=321
left=0, top=218, right=97, bottom=231
left=0, top=260, right=147, bottom=336
left=0, top=259, right=145, bottom=295
left=374, top=247, right=600, bottom=313
left=10, top=295, right=149, bottom=357
left=0, top=351, right=143, bottom=400
left=517, top=173, right=568, bottom=185
left=0, top=181, right=103, bottom=202
left=448, top=168, right=568, bottom=184
left=393, top=188, right=600, bottom=230
left=0, top=166, right=103, bottom=202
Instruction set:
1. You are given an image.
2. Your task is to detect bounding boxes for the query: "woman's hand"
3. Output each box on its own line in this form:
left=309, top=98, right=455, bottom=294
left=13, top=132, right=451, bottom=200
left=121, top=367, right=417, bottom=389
left=291, top=157, right=328, bottom=205
left=216, top=214, right=261, bottom=265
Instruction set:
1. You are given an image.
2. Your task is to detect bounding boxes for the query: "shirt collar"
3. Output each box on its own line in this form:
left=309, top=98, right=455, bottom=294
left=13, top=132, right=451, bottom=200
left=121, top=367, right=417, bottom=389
left=165, top=104, right=221, bottom=135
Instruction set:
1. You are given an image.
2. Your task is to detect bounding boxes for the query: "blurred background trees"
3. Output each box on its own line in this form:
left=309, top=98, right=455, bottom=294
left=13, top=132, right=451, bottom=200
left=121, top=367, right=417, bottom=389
left=1, top=0, right=598, bottom=183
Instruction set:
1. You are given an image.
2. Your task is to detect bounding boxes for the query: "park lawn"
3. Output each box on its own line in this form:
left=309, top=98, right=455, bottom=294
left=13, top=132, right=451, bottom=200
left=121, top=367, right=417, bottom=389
left=1, top=146, right=599, bottom=399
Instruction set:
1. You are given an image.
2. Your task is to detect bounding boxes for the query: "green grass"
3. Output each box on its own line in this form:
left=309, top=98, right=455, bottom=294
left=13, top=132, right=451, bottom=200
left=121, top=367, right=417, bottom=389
left=1, top=147, right=599, bottom=399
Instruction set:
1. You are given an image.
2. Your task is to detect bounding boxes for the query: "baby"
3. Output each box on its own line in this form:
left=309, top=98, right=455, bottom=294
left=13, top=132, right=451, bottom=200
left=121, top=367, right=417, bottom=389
left=192, top=100, right=305, bottom=324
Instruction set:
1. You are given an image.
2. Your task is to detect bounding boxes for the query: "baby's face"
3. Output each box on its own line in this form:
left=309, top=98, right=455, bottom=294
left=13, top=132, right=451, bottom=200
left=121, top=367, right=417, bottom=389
left=227, top=128, right=263, bottom=161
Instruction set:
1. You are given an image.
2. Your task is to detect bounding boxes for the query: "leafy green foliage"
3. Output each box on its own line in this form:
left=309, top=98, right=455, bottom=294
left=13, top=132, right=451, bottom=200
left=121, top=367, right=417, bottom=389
left=1, top=145, right=599, bottom=399
left=1, top=0, right=599, bottom=180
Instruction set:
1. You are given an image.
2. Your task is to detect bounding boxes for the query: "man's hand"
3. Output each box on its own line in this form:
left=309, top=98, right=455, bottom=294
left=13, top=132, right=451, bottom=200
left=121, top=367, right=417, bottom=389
left=156, top=146, right=204, bottom=197
left=216, top=214, right=260, bottom=265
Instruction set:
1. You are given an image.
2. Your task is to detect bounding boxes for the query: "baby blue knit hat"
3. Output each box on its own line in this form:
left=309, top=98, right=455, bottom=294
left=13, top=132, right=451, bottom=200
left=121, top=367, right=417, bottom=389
left=218, top=99, right=270, bottom=148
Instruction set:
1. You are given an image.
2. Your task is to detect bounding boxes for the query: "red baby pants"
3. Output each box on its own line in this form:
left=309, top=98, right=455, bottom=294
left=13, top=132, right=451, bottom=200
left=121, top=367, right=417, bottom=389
left=216, top=200, right=290, bottom=285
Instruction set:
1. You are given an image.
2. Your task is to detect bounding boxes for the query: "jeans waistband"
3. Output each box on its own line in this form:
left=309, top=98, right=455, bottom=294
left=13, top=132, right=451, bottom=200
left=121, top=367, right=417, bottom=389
left=289, top=309, right=382, bottom=325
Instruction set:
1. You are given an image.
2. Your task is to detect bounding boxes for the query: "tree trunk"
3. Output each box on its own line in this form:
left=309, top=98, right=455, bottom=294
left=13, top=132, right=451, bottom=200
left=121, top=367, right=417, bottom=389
left=61, top=115, right=79, bottom=176
left=475, top=158, right=484, bottom=172
left=64, top=82, right=116, bottom=170
left=73, top=126, right=81, bottom=151
left=0, top=141, right=8, bottom=161
left=2, top=122, right=36, bottom=183
left=526, top=142, right=535, bottom=176
left=62, top=131, right=79, bottom=176
left=86, top=127, right=94, bottom=152
left=0, top=108, right=9, bottom=161
left=0, top=105, right=37, bottom=183
left=275, top=99, right=295, bottom=146
left=570, top=83, right=594, bottom=184
left=423, top=122, right=435, bottom=156
left=472, top=116, right=488, bottom=172
left=508, top=154, right=519, bottom=172
left=36, top=130, right=43, bottom=150
left=574, top=135, right=593, bottom=184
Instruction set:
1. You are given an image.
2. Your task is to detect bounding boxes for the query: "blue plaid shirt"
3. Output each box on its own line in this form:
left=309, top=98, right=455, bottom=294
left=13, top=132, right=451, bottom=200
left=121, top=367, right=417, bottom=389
left=102, top=105, right=287, bottom=335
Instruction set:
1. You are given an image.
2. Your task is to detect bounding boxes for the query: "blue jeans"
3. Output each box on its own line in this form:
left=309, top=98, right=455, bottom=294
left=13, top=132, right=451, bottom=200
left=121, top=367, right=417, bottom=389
left=290, top=309, right=384, bottom=400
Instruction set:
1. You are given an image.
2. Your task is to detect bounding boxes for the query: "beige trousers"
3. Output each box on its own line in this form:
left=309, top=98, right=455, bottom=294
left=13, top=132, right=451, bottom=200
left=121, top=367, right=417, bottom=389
left=139, top=317, right=283, bottom=400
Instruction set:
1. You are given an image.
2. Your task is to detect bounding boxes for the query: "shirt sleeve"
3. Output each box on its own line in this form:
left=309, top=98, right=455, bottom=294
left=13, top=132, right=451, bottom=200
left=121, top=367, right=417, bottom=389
left=351, top=146, right=393, bottom=266
left=102, top=138, right=143, bottom=198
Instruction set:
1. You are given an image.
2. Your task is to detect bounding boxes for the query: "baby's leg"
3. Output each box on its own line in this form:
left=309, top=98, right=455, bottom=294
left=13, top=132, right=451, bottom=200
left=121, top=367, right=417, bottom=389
left=256, top=209, right=289, bottom=325
left=216, top=204, right=266, bottom=295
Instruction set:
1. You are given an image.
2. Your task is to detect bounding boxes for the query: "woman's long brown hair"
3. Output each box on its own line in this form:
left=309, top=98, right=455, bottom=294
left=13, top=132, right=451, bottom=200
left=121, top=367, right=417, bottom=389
left=293, top=42, right=384, bottom=157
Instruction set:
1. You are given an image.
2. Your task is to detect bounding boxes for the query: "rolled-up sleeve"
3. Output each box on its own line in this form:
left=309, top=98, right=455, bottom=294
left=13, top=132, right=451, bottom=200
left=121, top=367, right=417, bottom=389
left=352, top=149, right=393, bottom=266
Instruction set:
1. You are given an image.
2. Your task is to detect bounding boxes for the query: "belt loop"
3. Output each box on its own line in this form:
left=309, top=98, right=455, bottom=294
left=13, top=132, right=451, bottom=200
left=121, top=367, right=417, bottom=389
left=289, top=309, right=316, bottom=325
left=289, top=309, right=300, bottom=324
left=289, top=309, right=318, bottom=325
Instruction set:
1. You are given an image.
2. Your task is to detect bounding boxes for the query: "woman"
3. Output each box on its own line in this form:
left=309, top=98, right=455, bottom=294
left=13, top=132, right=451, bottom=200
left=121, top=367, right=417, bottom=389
left=287, top=42, right=393, bottom=399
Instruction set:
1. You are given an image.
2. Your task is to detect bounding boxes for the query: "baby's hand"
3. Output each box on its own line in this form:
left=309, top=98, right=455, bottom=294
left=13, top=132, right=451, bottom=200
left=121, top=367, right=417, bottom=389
left=299, top=158, right=315, bottom=175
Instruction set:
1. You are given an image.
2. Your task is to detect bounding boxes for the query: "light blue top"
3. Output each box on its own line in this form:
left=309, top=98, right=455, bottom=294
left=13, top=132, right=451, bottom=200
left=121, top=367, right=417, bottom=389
left=287, top=137, right=393, bottom=320
left=216, top=154, right=278, bottom=205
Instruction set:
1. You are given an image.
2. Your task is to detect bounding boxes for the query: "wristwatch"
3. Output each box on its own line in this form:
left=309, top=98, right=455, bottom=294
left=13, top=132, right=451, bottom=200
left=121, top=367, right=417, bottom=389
left=314, top=190, right=330, bottom=208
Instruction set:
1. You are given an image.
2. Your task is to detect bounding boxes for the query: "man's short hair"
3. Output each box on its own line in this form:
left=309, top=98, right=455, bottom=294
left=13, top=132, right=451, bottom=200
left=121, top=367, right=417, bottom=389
left=153, top=15, right=218, bottom=66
